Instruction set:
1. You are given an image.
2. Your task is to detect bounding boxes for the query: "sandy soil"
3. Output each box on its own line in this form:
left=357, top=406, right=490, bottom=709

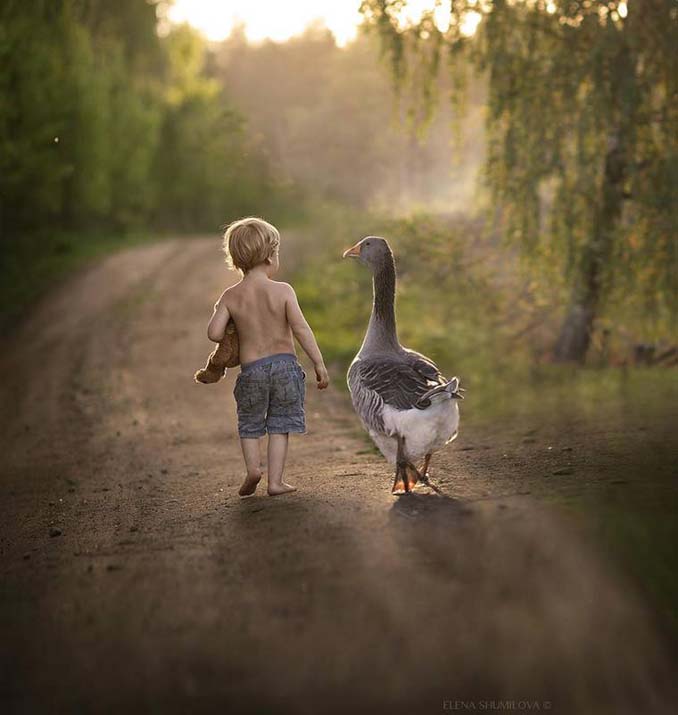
left=1, top=238, right=675, bottom=714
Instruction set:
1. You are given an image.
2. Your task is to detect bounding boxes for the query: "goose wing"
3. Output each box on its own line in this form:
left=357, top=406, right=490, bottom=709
left=347, top=353, right=445, bottom=433
left=347, top=359, right=387, bottom=433
left=401, top=348, right=446, bottom=385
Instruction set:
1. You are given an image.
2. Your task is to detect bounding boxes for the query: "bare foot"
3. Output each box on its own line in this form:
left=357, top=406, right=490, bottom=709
left=238, top=473, right=261, bottom=497
left=267, top=482, right=297, bottom=496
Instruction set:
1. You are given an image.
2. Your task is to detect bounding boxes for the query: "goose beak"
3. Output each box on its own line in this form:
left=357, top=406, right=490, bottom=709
left=342, top=242, right=361, bottom=259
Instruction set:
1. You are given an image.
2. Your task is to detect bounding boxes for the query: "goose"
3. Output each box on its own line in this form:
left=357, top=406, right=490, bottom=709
left=342, top=236, right=463, bottom=494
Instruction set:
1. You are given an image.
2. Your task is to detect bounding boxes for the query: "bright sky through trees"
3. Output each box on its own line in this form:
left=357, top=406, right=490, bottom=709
left=167, top=0, right=481, bottom=44
left=168, top=0, right=363, bottom=44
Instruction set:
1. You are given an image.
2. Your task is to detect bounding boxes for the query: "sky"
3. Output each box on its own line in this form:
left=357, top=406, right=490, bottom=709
left=167, top=0, right=364, bottom=45
left=166, top=0, right=482, bottom=46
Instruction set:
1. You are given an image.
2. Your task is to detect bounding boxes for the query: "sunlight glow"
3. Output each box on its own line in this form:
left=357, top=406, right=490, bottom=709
left=460, top=11, right=482, bottom=36
left=433, top=4, right=452, bottom=32
left=168, top=0, right=485, bottom=45
left=167, top=0, right=363, bottom=45
left=394, top=1, right=482, bottom=36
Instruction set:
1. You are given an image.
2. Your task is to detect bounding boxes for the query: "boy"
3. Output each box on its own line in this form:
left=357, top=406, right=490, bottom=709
left=207, top=217, right=329, bottom=497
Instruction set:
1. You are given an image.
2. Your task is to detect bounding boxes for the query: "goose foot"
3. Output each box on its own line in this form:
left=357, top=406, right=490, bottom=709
left=393, top=435, right=415, bottom=495
left=424, top=478, right=443, bottom=495
left=417, top=453, right=443, bottom=494
left=391, top=462, right=407, bottom=494
left=392, top=460, right=412, bottom=494
left=392, top=462, right=421, bottom=494
left=405, top=463, right=421, bottom=491
left=420, top=453, right=432, bottom=480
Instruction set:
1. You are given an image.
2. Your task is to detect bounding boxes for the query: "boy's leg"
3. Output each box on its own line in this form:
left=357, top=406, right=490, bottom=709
left=238, top=437, right=262, bottom=497
left=266, top=433, right=296, bottom=495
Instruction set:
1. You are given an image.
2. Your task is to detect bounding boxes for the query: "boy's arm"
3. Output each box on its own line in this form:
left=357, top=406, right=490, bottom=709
left=284, top=285, right=329, bottom=389
left=207, top=292, right=231, bottom=342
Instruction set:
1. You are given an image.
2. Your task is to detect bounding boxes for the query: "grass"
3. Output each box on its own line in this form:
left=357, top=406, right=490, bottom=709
left=582, top=501, right=678, bottom=635
left=546, top=447, right=678, bottom=637
left=491, top=367, right=678, bottom=634
left=0, top=229, right=160, bottom=332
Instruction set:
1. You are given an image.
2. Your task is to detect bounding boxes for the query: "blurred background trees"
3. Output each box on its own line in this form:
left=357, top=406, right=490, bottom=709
left=0, top=0, right=481, bottom=235
left=0, top=0, right=291, bottom=236
left=214, top=23, right=483, bottom=211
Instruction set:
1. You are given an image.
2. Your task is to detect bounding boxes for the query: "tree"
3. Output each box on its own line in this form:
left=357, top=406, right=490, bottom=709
left=0, top=2, right=285, bottom=237
left=153, top=24, right=280, bottom=230
left=0, top=0, right=164, bottom=232
left=361, top=0, right=678, bottom=361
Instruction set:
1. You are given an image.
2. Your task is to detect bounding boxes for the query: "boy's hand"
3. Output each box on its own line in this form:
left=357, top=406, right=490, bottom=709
left=314, top=363, right=329, bottom=390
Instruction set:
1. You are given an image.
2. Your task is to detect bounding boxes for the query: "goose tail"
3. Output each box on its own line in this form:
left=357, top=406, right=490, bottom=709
left=417, top=377, right=464, bottom=407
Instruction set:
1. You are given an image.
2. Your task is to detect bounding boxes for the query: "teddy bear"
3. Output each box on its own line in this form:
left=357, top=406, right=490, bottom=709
left=194, top=318, right=240, bottom=383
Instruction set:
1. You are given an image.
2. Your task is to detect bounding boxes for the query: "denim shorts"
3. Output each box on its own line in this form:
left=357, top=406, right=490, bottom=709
left=234, top=353, right=306, bottom=438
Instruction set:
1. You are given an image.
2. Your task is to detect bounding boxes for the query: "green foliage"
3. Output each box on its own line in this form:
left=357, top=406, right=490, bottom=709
left=0, top=0, right=161, bottom=230
left=0, top=2, right=297, bottom=237
left=0, top=229, right=156, bottom=331
left=360, top=0, right=678, bottom=357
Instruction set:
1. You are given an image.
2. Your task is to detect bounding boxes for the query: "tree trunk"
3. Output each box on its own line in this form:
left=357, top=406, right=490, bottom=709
left=553, top=299, right=596, bottom=363
left=553, top=132, right=628, bottom=363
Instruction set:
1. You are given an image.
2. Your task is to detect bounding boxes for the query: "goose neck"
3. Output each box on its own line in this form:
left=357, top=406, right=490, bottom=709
left=361, top=256, right=400, bottom=354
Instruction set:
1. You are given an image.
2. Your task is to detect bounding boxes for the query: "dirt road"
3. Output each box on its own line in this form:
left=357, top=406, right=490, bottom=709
left=1, top=238, right=675, bottom=714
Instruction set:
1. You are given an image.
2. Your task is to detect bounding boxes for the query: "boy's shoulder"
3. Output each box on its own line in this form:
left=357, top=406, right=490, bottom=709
left=217, top=281, right=241, bottom=301
left=220, top=279, right=295, bottom=304
left=264, top=280, right=296, bottom=299
left=269, top=280, right=295, bottom=293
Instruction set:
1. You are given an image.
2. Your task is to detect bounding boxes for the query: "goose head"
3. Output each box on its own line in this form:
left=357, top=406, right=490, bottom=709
left=342, top=236, right=392, bottom=271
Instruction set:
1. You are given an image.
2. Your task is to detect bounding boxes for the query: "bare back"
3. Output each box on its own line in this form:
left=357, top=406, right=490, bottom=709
left=223, top=277, right=296, bottom=364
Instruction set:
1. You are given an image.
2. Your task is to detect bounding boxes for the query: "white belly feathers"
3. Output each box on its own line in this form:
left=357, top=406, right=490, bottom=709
left=367, top=398, right=459, bottom=465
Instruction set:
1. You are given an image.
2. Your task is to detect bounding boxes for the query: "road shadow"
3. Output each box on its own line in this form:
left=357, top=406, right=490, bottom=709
left=389, top=490, right=474, bottom=524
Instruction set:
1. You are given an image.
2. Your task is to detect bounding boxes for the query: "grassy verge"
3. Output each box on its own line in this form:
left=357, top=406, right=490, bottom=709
left=572, top=494, right=678, bottom=637
left=289, top=204, right=676, bottom=417
left=0, top=229, right=162, bottom=332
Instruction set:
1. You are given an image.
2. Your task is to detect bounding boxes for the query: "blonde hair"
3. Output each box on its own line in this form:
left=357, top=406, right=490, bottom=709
left=222, top=217, right=280, bottom=273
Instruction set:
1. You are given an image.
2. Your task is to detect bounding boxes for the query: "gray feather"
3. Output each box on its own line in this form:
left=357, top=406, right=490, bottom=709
left=347, top=353, right=446, bottom=425
left=347, top=359, right=386, bottom=433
